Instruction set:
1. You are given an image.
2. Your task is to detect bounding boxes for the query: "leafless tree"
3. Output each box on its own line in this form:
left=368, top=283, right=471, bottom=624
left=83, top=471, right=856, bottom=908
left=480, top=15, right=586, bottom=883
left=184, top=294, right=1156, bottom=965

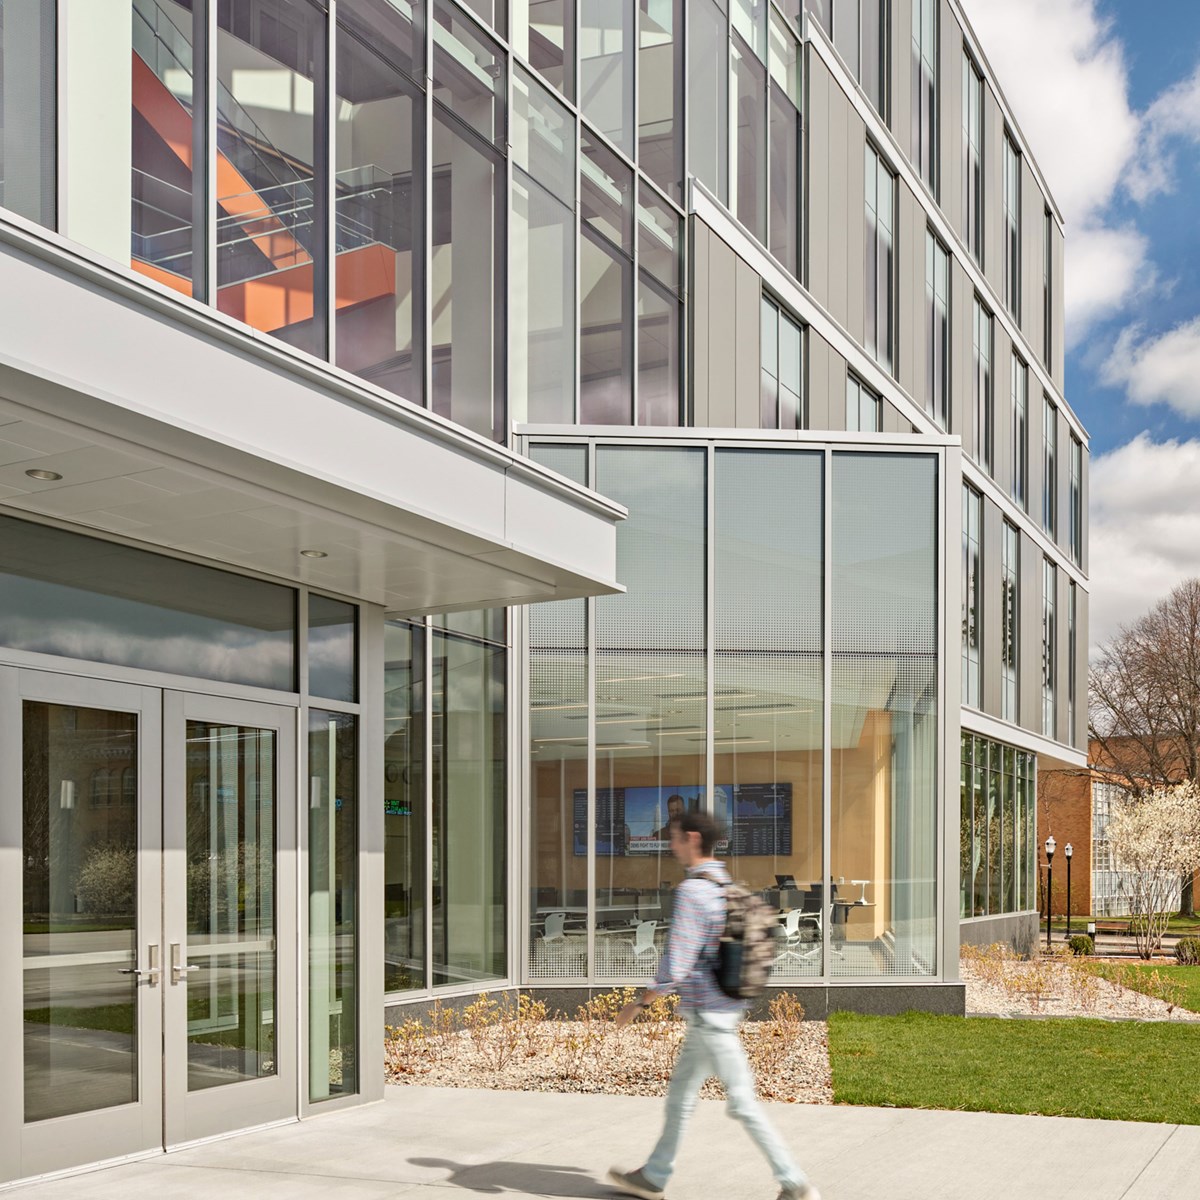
left=1090, top=577, right=1200, bottom=916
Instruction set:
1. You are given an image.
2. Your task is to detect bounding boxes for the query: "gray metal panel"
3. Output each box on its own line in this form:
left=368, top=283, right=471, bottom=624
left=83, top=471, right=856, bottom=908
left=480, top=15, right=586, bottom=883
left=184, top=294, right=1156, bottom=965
left=707, top=234, right=738, bottom=426
left=1052, top=221, right=1066, bottom=388
left=952, top=260, right=972, bottom=446
left=807, top=329, right=835, bottom=431
left=828, top=344, right=849, bottom=430
left=827, top=85, right=850, bottom=327
left=980, top=496, right=1003, bottom=717
left=992, top=324, right=1013, bottom=497
left=1074, top=586, right=1090, bottom=748
left=983, top=86, right=1003, bottom=297
left=940, top=1, right=964, bottom=236
left=1056, top=565, right=1071, bottom=746
left=1028, top=375, right=1044, bottom=528
left=893, top=0, right=913, bottom=155
left=1022, top=159, right=1042, bottom=348
left=807, top=52, right=831, bottom=310
left=691, top=219, right=712, bottom=426
left=1081, top=443, right=1090, bottom=577
left=1019, top=530, right=1043, bottom=733
left=846, top=110, right=867, bottom=347
left=734, top=258, right=762, bottom=428
left=883, top=401, right=904, bottom=434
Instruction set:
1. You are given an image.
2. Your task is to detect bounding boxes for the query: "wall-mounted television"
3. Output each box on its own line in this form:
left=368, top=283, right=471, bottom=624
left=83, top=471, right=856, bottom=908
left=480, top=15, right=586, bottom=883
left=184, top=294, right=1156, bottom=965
left=572, top=784, right=792, bottom=857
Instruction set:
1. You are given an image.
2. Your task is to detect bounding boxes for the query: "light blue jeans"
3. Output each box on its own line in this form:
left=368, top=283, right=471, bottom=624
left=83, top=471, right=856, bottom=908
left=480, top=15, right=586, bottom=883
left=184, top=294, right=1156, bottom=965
left=642, top=1009, right=807, bottom=1192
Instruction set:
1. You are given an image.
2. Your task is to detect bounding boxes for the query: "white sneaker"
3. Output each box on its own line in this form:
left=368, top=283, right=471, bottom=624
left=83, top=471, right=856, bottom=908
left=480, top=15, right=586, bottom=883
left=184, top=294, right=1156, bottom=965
left=777, top=1185, right=821, bottom=1200
left=607, top=1166, right=666, bottom=1200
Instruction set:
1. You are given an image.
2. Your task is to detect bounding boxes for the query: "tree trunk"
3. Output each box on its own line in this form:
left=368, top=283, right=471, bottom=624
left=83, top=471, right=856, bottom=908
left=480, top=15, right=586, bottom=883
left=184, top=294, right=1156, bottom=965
left=1180, top=874, right=1195, bottom=919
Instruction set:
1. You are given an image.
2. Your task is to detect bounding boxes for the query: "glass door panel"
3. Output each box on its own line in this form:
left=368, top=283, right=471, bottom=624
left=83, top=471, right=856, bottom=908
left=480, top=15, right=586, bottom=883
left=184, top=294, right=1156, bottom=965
left=163, top=693, right=296, bottom=1146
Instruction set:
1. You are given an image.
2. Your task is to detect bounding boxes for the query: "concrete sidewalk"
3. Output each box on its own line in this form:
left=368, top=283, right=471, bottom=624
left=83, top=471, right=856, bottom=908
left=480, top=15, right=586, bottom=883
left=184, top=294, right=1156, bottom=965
left=10, top=1085, right=1200, bottom=1199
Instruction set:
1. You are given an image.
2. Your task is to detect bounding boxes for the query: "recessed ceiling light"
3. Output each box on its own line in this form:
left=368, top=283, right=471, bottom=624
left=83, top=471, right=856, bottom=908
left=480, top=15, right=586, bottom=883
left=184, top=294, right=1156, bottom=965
left=25, top=468, right=62, bottom=481
left=300, top=549, right=328, bottom=558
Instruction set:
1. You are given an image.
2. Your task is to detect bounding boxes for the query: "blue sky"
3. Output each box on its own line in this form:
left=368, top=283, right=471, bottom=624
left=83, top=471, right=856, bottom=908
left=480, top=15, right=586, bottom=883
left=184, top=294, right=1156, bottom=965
left=961, top=0, right=1200, bottom=648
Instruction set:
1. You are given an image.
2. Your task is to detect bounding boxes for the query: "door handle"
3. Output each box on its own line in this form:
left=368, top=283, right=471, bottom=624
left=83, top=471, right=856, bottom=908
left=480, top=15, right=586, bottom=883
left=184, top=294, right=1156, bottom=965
left=119, top=943, right=160, bottom=986
left=170, top=942, right=200, bottom=985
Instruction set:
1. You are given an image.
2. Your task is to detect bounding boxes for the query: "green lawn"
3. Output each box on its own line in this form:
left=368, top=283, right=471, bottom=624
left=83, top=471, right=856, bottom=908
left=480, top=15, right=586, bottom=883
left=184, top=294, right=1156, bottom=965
left=1091, top=964, right=1200, bottom=1014
left=1048, top=914, right=1200, bottom=936
left=24, top=1004, right=135, bottom=1035
left=828, top=1012, right=1200, bottom=1125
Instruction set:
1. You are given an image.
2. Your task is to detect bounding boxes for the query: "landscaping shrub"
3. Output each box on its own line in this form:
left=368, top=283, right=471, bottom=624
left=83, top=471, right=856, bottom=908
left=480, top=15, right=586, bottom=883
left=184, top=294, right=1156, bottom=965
left=1175, top=937, right=1200, bottom=966
left=1068, top=934, right=1095, bottom=957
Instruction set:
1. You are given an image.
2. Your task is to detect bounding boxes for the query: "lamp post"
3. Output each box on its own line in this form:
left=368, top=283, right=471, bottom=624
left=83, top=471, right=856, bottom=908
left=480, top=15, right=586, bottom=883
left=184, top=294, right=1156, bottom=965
left=1065, top=843, right=1073, bottom=939
left=1045, top=835, right=1057, bottom=950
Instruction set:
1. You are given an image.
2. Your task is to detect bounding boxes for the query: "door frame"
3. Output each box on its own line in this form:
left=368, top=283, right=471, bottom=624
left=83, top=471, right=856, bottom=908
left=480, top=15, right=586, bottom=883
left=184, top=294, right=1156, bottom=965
left=162, top=690, right=299, bottom=1148
left=0, top=668, right=164, bottom=1183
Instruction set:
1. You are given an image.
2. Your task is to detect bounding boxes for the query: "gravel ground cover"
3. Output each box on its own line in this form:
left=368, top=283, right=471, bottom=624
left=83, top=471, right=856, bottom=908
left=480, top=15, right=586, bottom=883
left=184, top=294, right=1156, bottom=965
left=384, top=957, right=1199, bottom=1105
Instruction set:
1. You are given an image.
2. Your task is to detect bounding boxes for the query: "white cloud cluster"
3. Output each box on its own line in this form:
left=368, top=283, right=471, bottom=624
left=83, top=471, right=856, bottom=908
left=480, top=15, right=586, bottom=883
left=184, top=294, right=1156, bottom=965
left=1102, top=319, right=1200, bottom=417
left=1088, top=435, right=1200, bottom=650
left=958, top=0, right=1147, bottom=345
left=1128, top=64, right=1200, bottom=201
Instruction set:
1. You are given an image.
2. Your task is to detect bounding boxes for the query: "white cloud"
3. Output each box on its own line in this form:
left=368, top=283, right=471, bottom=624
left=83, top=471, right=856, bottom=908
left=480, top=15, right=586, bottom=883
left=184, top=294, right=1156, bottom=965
left=958, top=0, right=1147, bottom=343
left=1089, top=435, right=1200, bottom=649
left=1102, top=318, right=1200, bottom=416
left=1128, top=64, right=1200, bottom=201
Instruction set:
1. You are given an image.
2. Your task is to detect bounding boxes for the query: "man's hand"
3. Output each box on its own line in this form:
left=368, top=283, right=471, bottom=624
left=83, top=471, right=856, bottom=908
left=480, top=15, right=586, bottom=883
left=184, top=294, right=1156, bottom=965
left=616, top=993, right=654, bottom=1028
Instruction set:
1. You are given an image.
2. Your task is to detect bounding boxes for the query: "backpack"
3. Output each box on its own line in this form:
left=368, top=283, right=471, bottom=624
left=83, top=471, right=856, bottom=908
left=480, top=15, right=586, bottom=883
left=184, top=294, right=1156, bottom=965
left=696, top=873, right=781, bottom=999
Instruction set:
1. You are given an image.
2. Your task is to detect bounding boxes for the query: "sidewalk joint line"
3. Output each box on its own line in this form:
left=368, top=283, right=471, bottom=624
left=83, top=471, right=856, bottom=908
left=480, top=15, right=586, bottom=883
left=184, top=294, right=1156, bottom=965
left=1116, top=1124, right=1181, bottom=1200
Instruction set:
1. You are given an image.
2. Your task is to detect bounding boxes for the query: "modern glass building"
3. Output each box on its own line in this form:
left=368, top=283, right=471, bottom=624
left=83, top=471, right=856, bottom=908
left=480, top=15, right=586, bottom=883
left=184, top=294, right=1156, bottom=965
left=0, top=0, right=1086, bottom=1184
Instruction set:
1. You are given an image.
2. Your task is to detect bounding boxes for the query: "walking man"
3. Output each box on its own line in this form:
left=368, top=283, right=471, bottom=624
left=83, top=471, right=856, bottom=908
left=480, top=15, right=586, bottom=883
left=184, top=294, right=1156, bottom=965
left=608, top=811, right=819, bottom=1200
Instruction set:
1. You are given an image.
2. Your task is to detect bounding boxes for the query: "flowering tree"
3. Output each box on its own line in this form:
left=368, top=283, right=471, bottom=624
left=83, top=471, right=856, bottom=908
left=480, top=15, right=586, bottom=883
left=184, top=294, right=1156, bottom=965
left=1107, top=783, right=1200, bottom=958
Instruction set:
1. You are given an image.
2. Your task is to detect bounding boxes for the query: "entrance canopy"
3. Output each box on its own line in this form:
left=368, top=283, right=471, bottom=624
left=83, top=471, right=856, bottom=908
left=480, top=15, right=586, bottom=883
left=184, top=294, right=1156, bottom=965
left=0, top=229, right=624, bottom=615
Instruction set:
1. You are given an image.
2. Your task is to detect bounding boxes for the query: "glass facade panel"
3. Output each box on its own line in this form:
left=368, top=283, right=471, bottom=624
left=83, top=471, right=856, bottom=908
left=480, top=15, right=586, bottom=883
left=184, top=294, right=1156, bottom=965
left=768, top=23, right=800, bottom=278
left=961, top=485, right=980, bottom=708
left=732, top=32, right=766, bottom=242
left=308, top=593, right=357, bottom=702
left=1043, top=396, right=1058, bottom=536
left=23, top=702, right=138, bottom=1122
left=1001, top=521, right=1019, bottom=723
left=1068, top=580, right=1078, bottom=740
left=461, top=0, right=507, bottom=34
left=860, top=0, right=887, bottom=118
left=1042, top=557, right=1056, bottom=737
left=831, top=453, right=938, bottom=977
left=972, top=297, right=993, bottom=472
left=1070, top=436, right=1083, bottom=566
left=308, top=710, right=358, bottom=1100
left=845, top=374, right=881, bottom=432
left=184, top=719, right=277, bottom=1091
left=688, top=0, right=729, bottom=204
left=760, top=297, right=803, bottom=431
left=926, top=231, right=949, bottom=429
left=1012, top=356, right=1028, bottom=508
left=432, top=0, right=505, bottom=146
left=384, top=620, right=426, bottom=992
left=431, top=631, right=507, bottom=986
left=513, top=66, right=576, bottom=423
left=335, top=2, right=424, bottom=405
left=638, top=0, right=682, bottom=202
left=513, top=1, right=572, bottom=98
left=131, top=0, right=197, bottom=296
left=0, top=514, right=296, bottom=691
left=962, top=55, right=983, bottom=263
left=1004, top=134, right=1021, bottom=320
left=715, top=451, right=823, bottom=981
left=0, top=0, right=55, bottom=228
left=430, top=112, right=505, bottom=440
left=580, top=0, right=634, bottom=155
left=637, top=183, right=682, bottom=426
left=434, top=608, right=507, bottom=644
left=1044, top=208, right=1053, bottom=368
left=911, top=0, right=937, bottom=194
left=215, top=0, right=326, bottom=356
left=960, top=733, right=1036, bottom=918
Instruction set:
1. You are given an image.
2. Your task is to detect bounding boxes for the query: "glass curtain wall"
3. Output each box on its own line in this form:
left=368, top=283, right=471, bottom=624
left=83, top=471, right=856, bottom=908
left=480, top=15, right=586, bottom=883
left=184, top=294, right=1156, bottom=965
left=688, top=0, right=729, bottom=205
left=1012, top=356, right=1028, bottom=509
left=430, top=0, right=506, bottom=441
left=637, top=184, right=683, bottom=425
left=926, top=231, right=949, bottom=430
left=972, top=296, right=993, bottom=472
left=527, top=439, right=943, bottom=984
left=961, top=485, right=980, bottom=708
left=513, top=66, right=576, bottom=424
left=1001, top=521, right=1019, bottom=723
left=638, top=0, right=682, bottom=202
left=865, top=144, right=894, bottom=373
left=960, top=733, right=1035, bottom=919
left=768, top=12, right=801, bottom=278
left=831, top=454, right=938, bottom=977
left=579, top=0, right=634, bottom=155
left=962, top=54, right=983, bottom=264
left=715, top=450, right=823, bottom=982
left=513, top=1, right=573, bottom=98
left=215, top=0, right=327, bottom=356
left=0, top=0, right=55, bottom=228
left=334, top=0, right=424, bottom=406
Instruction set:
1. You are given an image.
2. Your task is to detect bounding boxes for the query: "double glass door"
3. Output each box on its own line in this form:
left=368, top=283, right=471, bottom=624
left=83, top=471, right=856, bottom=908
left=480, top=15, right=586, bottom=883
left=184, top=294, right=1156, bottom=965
left=3, top=670, right=296, bottom=1182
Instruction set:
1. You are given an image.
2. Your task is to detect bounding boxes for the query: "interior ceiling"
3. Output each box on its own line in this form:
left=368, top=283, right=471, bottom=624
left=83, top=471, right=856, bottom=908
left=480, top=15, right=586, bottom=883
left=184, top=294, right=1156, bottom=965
left=0, top=397, right=563, bottom=614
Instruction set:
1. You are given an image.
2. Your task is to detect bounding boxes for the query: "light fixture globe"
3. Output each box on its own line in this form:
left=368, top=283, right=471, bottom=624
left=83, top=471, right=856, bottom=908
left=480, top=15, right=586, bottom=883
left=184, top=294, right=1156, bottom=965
left=1045, top=834, right=1056, bottom=862
left=1064, top=842, right=1073, bottom=859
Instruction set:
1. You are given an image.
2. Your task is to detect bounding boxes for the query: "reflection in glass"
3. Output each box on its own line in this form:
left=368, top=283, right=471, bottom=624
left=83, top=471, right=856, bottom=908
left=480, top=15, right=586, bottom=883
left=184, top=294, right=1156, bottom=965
left=215, top=0, right=326, bottom=355
left=715, top=452, right=823, bottom=981
left=432, top=0, right=506, bottom=146
left=131, top=0, right=197, bottom=295
left=638, top=0, right=682, bottom=202
left=513, top=0, right=572, bottom=98
left=309, top=711, right=358, bottom=1100
left=434, top=608, right=507, bottom=645
left=865, top=145, right=895, bottom=372
left=513, top=68, right=576, bottom=424
left=384, top=621, right=426, bottom=992
left=23, top=702, right=138, bottom=1122
left=768, top=19, right=800, bottom=277
left=580, top=0, right=634, bottom=155
left=688, top=0, right=728, bottom=203
left=432, top=632, right=507, bottom=986
left=0, top=0, right=55, bottom=228
left=335, top=3, right=424, bottom=405
left=308, top=594, right=357, bottom=702
left=830, top=454, right=938, bottom=978
left=0, top=513, right=296, bottom=691
left=185, top=721, right=276, bottom=1090
left=732, top=33, right=766, bottom=241
left=430, top=113, right=505, bottom=440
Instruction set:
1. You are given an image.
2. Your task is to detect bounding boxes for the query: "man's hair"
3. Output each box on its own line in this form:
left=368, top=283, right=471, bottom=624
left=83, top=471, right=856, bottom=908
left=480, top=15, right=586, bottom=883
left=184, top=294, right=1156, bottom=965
left=667, top=793, right=685, bottom=811
left=670, top=809, right=724, bottom=855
